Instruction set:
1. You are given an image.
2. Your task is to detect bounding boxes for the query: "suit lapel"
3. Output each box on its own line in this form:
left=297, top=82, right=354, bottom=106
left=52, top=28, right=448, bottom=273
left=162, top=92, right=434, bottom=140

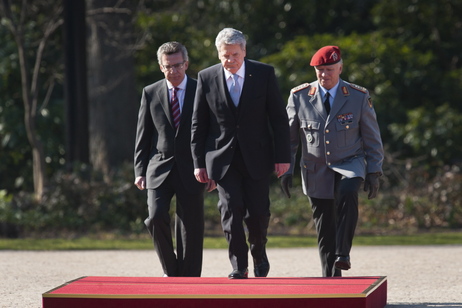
left=215, top=67, right=227, bottom=101
left=237, top=59, right=253, bottom=117
left=158, top=80, right=176, bottom=130
left=180, top=76, right=194, bottom=128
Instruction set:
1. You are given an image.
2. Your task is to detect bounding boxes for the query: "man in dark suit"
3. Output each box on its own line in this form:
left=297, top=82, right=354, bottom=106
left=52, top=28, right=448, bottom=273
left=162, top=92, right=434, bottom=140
left=191, top=28, right=291, bottom=279
left=134, top=41, right=209, bottom=277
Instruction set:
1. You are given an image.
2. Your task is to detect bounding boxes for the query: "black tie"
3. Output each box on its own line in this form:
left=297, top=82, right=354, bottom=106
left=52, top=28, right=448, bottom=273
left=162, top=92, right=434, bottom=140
left=324, top=92, right=331, bottom=115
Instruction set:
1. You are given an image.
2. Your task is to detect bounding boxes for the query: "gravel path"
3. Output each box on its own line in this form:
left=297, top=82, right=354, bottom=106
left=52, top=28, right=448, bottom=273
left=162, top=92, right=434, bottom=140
left=1, top=245, right=461, bottom=307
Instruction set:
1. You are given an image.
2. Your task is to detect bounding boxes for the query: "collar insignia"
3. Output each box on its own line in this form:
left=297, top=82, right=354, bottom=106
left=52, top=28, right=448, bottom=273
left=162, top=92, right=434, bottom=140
left=309, top=87, right=317, bottom=96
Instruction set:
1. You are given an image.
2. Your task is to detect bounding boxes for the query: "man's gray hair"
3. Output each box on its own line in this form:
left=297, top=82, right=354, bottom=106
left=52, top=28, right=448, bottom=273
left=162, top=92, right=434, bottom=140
left=215, top=28, right=246, bottom=51
left=157, top=41, right=189, bottom=64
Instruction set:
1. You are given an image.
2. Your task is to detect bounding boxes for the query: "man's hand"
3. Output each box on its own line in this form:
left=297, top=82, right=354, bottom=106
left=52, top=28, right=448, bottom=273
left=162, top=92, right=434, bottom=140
left=280, top=174, right=292, bottom=198
left=194, top=168, right=209, bottom=183
left=275, top=163, right=290, bottom=178
left=206, top=180, right=217, bottom=192
left=134, top=176, right=146, bottom=190
left=364, top=173, right=381, bottom=199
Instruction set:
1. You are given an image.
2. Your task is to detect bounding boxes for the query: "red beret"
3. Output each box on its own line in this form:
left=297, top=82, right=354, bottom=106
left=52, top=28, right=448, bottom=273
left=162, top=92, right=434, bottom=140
left=310, top=46, right=341, bottom=66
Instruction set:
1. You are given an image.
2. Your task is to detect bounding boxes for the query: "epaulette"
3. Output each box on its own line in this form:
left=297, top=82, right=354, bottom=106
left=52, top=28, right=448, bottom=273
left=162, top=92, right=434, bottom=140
left=291, top=83, right=310, bottom=93
left=348, top=83, right=368, bottom=94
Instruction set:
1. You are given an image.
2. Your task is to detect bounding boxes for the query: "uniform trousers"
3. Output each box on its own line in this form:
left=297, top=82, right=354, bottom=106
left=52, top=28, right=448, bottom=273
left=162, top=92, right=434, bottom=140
left=308, top=173, right=362, bottom=277
left=216, top=149, right=271, bottom=271
left=145, top=165, right=205, bottom=277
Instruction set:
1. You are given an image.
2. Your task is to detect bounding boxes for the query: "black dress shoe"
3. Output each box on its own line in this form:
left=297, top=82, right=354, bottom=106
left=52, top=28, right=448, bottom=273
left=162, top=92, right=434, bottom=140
left=228, top=269, right=248, bottom=279
left=253, top=252, right=270, bottom=277
left=334, top=256, right=351, bottom=270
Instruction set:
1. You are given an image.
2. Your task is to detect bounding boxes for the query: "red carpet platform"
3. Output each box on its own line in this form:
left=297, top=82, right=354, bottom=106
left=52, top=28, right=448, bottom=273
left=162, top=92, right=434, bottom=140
left=43, top=276, right=387, bottom=308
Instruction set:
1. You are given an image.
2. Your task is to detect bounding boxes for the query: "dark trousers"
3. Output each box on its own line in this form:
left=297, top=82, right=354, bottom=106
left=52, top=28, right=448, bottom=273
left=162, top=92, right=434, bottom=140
left=216, top=150, right=270, bottom=271
left=145, top=166, right=205, bottom=277
left=309, top=173, right=362, bottom=277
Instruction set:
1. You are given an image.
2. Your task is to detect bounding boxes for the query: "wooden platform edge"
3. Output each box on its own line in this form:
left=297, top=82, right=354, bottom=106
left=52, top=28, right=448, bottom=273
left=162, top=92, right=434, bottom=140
left=43, top=276, right=387, bottom=300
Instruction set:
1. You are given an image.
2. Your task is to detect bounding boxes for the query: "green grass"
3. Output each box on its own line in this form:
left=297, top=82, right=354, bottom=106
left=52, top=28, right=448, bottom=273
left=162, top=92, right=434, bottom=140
left=0, top=231, right=461, bottom=250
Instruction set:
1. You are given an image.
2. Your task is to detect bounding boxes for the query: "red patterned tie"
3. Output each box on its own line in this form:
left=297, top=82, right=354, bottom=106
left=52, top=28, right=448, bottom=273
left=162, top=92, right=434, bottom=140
left=171, top=87, right=180, bottom=129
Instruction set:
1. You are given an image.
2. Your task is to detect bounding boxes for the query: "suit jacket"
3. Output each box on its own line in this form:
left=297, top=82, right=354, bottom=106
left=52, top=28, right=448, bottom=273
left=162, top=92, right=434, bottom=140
left=134, top=76, right=204, bottom=193
left=191, top=59, right=290, bottom=181
left=287, top=79, right=384, bottom=199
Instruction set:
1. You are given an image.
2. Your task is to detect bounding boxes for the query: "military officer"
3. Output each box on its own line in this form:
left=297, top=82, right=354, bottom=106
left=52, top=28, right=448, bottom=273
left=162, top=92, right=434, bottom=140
left=281, top=46, right=384, bottom=277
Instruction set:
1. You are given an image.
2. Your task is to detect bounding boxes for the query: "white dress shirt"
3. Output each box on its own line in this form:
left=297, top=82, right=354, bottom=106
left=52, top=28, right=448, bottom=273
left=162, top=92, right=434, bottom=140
left=166, top=76, right=188, bottom=112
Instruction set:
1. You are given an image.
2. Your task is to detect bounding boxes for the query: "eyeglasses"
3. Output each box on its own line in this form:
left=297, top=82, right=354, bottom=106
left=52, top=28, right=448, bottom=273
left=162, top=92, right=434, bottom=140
left=162, top=61, right=186, bottom=71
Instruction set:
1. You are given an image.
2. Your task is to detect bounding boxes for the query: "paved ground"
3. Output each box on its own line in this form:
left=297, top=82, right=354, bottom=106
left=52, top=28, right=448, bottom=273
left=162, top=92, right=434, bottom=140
left=1, top=245, right=461, bottom=307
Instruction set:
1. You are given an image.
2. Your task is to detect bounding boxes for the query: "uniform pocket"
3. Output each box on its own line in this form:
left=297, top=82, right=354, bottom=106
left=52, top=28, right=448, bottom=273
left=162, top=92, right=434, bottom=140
left=335, top=121, right=359, bottom=148
left=300, top=120, right=321, bottom=147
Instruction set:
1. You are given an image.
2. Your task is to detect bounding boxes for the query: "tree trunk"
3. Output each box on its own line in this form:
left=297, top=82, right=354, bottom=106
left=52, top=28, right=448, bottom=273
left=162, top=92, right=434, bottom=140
left=18, top=40, right=47, bottom=201
left=86, top=0, right=138, bottom=178
left=1, top=1, right=65, bottom=201
left=63, top=0, right=89, bottom=165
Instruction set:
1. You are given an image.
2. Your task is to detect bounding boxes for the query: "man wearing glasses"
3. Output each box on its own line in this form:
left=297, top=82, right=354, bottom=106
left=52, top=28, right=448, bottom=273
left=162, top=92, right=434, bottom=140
left=134, top=41, right=212, bottom=277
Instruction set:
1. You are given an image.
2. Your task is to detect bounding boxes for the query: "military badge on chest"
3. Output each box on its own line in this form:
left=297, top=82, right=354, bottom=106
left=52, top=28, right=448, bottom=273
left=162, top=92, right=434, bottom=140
left=337, top=113, right=353, bottom=125
left=307, top=133, right=313, bottom=143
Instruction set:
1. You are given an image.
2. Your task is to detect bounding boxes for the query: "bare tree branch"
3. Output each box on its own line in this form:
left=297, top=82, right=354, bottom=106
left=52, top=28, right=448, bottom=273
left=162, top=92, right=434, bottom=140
left=39, top=76, right=56, bottom=113
left=1, top=0, right=17, bottom=34
left=86, top=7, right=131, bottom=16
left=18, top=0, right=27, bottom=28
left=0, top=0, right=63, bottom=200
left=31, top=9, right=63, bottom=113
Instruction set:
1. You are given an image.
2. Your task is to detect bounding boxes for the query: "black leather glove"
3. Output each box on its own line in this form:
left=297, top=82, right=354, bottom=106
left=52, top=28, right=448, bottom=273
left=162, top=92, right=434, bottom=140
left=280, top=174, right=292, bottom=198
left=364, top=173, right=381, bottom=199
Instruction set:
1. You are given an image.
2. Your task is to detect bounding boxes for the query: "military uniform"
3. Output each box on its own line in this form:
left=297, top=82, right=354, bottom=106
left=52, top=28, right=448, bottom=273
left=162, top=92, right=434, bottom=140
left=284, top=45, right=384, bottom=277
left=287, top=79, right=383, bottom=199
left=286, top=77, right=384, bottom=277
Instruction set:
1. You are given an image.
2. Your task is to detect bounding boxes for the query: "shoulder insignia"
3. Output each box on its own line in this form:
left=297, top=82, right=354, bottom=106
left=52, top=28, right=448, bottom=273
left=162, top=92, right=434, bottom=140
left=348, top=83, right=368, bottom=94
left=291, top=83, right=310, bottom=93
left=341, top=86, right=350, bottom=96
left=309, top=86, right=317, bottom=96
left=368, top=97, right=373, bottom=108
